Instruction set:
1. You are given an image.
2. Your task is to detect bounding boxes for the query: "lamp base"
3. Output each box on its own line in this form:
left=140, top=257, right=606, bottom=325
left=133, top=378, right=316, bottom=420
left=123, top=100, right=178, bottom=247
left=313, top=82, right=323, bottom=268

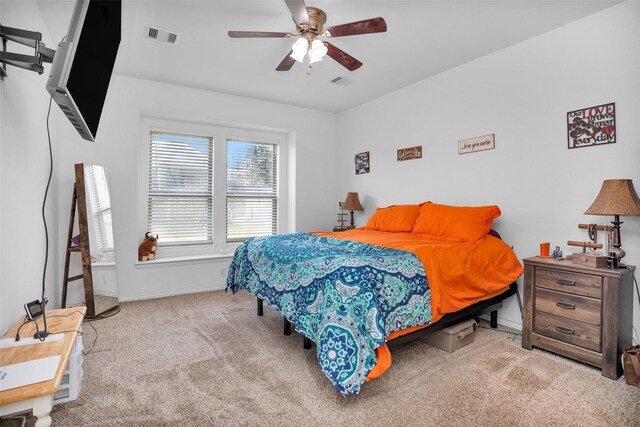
left=609, top=247, right=625, bottom=260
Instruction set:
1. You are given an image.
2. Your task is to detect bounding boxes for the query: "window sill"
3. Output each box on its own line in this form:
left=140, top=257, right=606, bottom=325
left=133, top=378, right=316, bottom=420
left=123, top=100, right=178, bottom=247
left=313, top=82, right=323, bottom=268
left=135, top=253, right=234, bottom=269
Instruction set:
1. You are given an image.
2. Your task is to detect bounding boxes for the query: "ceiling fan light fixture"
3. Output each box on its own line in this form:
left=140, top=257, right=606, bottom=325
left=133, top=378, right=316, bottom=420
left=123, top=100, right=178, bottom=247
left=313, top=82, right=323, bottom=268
left=290, top=38, right=309, bottom=63
left=308, top=39, right=328, bottom=63
left=290, top=49, right=306, bottom=63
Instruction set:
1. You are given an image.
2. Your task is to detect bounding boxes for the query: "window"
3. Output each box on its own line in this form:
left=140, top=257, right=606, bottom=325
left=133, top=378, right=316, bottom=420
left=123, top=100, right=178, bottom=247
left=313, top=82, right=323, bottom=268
left=141, top=118, right=288, bottom=258
left=147, top=131, right=213, bottom=245
left=226, top=140, right=278, bottom=242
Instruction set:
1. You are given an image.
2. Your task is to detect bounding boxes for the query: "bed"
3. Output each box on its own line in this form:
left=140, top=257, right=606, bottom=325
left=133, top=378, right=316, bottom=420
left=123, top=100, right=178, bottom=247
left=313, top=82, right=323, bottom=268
left=226, top=202, right=524, bottom=395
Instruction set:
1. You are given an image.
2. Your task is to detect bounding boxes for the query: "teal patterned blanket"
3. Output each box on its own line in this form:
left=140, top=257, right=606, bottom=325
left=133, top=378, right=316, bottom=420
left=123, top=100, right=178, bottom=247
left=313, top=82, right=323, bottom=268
left=226, top=232, right=432, bottom=395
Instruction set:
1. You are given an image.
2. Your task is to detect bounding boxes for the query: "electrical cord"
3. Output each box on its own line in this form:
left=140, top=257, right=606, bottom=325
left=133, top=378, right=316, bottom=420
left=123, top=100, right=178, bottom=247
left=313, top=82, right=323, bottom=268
left=633, top=273, right=639, bottom=309
left=46, top=310, right=87, bottom=319
left=46, top=307, right=120, bottom=321
left=51, top=324, right=98, bottom=357
left=42, top=306, right=117, bottom=355
left=87, top=305, right=121, bottom=320
left=14, top=318, right=33, bottom=342
left=478, top=324, right=521, bottom=341
left=34, top=321, right=43, bottom=340
left=633, top=272, right=639, bottom=345
left=81, top=321, right=98, bottom=357
left=35, top=96, right=54, bottom=341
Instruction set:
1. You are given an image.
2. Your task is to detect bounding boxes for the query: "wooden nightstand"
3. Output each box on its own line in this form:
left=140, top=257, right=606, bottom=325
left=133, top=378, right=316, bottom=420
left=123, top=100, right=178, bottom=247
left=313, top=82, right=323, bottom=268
left=522, top=256, right=634, bottom=379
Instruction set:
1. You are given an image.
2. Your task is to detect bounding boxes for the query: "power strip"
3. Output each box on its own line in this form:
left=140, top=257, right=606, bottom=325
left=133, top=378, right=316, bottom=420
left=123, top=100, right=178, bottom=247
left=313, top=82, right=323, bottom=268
left=0, top=333, right=63, bottom=349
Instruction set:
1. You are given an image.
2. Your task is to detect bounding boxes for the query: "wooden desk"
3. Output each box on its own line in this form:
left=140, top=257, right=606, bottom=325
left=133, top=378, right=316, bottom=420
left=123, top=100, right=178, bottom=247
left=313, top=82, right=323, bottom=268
left=0, top=307, right=86, bottom=426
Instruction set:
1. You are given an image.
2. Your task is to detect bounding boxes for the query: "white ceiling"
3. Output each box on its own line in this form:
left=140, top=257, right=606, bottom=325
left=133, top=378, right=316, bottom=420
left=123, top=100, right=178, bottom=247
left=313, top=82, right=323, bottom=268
left=36, top=0, right=620, bottom=113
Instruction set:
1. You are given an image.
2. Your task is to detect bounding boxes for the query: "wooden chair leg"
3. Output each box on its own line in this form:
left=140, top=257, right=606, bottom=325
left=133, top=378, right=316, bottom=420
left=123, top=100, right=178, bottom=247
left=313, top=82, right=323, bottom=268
left=283, top=317, right=291, bottom=336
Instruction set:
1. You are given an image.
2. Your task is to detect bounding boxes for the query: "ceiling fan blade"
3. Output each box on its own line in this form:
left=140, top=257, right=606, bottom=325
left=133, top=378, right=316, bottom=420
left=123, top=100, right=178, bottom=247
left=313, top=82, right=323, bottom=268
left=284, top=0, right=310, bottom=26
left=228, top=31, right=292, bottom=38
left=325, top=42, right=362, bottom=71
left=324, top=17, right=387, bottom=38
left=276, top=51, right=296, bottom=71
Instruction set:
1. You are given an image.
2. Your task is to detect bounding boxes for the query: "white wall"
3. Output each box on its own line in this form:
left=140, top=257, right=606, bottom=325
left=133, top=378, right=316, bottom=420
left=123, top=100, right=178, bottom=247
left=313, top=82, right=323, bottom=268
left=336, top=1, right=640, bottom=333
left=56, top=75, right=338, bottom=302
left=0, top=1, right=61, bottom=333
left=2, top=1, right=338, bottom=325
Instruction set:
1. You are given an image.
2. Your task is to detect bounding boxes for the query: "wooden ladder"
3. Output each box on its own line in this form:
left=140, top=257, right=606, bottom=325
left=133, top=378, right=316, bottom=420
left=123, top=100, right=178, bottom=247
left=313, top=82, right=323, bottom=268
left=61, top=170, right=96, bottom=317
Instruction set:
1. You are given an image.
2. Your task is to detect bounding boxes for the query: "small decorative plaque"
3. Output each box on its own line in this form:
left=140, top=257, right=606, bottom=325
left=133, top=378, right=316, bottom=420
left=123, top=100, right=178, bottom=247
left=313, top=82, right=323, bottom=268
left=355, top=151, right=370, bottom=175
left=567, top=102, right=615, bottom=149
left=397, top=146, right=422, bottom=161
left=458, top=134, right=495, bottom=155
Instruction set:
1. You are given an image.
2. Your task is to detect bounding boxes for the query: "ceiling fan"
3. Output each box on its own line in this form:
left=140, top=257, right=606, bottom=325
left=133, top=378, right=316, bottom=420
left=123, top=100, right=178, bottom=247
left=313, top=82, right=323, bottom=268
left=228, top=0, right=387, bottom=72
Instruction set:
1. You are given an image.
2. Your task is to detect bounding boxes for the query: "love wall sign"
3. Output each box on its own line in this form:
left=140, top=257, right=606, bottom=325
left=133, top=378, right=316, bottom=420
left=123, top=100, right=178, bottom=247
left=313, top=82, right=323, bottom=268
left=567, top=102, right=616, bottom=149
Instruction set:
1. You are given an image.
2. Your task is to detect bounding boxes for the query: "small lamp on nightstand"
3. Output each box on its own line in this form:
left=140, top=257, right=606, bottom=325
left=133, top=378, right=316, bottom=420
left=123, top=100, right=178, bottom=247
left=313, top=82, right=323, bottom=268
left=585, top=179, right=640, bottom=266
left=341, top=192, right=364, bottom=229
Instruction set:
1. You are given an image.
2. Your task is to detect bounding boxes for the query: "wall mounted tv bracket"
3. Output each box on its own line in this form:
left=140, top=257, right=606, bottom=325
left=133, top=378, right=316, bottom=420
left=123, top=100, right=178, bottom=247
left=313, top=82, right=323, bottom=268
left=0, top=24, right=56, bottom=81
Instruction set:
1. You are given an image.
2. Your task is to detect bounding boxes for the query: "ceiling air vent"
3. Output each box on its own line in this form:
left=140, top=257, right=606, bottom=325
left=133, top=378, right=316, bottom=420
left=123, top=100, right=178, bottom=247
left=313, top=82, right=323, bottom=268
left=147, top=27, right=179, bottom=45
left=330, top=76, right=354, bottom=87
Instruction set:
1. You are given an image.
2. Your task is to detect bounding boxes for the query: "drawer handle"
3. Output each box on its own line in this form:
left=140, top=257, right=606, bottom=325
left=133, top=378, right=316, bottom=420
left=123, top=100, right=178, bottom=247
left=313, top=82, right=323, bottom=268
left=556, top=278, right=576, bottom=286
left=555, top=301, right=576, bottom=310
left=555, top=325, right=575, bottom=335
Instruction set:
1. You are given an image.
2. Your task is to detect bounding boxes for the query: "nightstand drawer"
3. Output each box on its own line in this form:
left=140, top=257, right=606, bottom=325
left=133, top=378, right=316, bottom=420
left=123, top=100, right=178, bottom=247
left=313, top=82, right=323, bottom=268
left=535, top=288, right=601, bottom=326
left=535, top=268, right=602, bottom=299
left=534, top=311, right=601, bottom=352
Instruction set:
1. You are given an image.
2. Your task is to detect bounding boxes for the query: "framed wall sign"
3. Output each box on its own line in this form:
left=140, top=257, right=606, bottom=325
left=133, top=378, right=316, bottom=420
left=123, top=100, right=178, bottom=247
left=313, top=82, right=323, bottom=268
left=355, top=151, right=370, bottom=175
left=567, top=102, right=616, bottom=149
left=397, top=146, right=422, bottom=161
left=458, top=134, right=495, bottom=155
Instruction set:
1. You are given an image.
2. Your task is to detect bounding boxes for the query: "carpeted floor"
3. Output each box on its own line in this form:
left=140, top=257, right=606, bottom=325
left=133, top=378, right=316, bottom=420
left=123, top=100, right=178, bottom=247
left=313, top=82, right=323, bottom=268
left=3, top=290, right=639, bottom=426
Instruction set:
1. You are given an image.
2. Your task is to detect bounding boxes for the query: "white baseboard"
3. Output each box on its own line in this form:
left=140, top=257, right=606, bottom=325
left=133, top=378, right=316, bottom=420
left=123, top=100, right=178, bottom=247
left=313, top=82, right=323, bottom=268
left=496, top=317, right=523, bottom=331
left=477, top=313, right=522, bottom=331
left=93, top=290, right=118, bottom=298
left=118, top=284, right=226, bottom=302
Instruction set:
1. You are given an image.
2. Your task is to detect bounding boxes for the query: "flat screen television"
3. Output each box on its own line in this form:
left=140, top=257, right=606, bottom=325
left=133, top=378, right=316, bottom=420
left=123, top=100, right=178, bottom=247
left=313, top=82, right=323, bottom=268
left=46, top=0, right=121, bottom=142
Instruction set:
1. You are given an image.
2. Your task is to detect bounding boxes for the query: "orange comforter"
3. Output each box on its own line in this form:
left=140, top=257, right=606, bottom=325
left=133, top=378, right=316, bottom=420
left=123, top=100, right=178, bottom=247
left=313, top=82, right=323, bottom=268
left=312, top=229, right=523, bottom=380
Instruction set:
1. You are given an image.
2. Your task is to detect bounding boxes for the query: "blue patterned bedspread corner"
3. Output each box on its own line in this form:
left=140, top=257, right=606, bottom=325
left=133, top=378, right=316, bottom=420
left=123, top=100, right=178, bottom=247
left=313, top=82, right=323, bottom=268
left=226, top=232, right=432, bottom=395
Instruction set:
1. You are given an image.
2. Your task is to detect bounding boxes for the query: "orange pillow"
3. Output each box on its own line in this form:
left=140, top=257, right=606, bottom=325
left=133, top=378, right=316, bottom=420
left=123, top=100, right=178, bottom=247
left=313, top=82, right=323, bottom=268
left=412, top=202, right=501, bottom=243
left=363, top=204, right=421, bottom=233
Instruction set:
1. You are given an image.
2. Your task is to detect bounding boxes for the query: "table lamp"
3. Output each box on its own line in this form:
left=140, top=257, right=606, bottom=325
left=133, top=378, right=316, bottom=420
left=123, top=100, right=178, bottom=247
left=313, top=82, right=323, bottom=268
left=584, top=179, right=640, bottom=265
left=341, top=192, right=364, bottom=229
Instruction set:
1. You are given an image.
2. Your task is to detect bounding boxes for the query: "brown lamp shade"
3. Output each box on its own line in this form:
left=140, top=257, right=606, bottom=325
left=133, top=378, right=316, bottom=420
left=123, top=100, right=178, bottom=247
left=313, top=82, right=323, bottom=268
left=342, top=192, right=364, bottom=211
left=584, top=179, right=640, bottom=216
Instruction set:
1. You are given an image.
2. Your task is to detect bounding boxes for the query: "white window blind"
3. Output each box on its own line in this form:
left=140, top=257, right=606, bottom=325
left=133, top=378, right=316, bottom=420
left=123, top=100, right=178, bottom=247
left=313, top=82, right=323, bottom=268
left=148, top=132, right=213, bottom=245
left=85, top=165, right=113, bottom=250
left=226, top=140, right=278, bottom=242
